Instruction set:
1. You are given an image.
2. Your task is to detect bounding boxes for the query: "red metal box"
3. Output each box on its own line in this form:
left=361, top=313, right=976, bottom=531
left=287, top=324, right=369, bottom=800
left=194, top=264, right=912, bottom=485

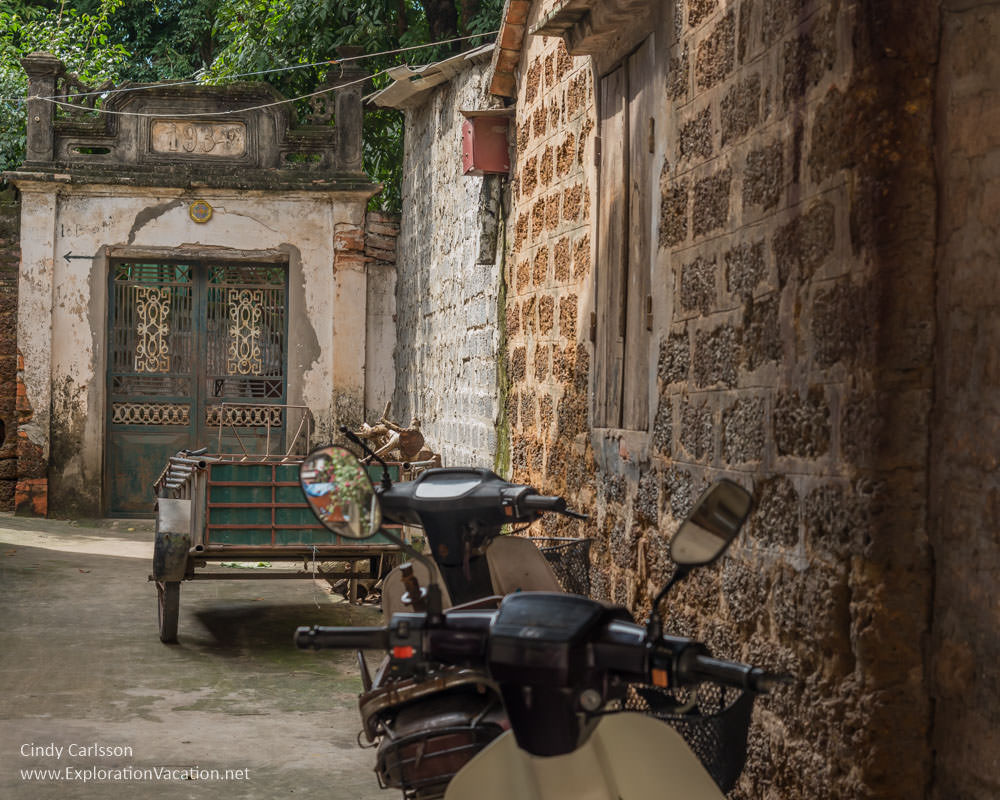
left=462, top=116, right=511, bottom=175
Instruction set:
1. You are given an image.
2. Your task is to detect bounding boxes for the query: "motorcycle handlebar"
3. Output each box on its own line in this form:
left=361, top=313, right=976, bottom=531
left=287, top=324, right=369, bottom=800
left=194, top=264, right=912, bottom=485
left=520, top=494, right=567, bottom=513
left=293, top=613, right=788, bottom=695
left=677, top=651, right=788, bottom=694
left=295, top=625, right=389, bottom=651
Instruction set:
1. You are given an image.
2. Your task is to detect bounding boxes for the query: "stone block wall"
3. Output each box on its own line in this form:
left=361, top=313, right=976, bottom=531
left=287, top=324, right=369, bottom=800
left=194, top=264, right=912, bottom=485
left=0, top=184, right=18, bottom=510
left=503, top=0, right=940, bottom=797
left=392, top=59, right=504, bottom=468
left=505, top=33, right=595, bottom=503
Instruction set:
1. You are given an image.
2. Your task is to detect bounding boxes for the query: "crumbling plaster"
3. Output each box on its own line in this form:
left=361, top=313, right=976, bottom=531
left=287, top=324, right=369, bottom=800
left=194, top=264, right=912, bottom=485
left=13, top=178, right=374, bottom=514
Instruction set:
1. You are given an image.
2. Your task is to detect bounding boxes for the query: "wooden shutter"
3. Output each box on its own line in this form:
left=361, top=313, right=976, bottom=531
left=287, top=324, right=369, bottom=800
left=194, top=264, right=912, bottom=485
left=595, top=38, right=652, bottom=431
left=623, top=39, right=652, bottom=431
left=595, top=64, right=628, bottom=428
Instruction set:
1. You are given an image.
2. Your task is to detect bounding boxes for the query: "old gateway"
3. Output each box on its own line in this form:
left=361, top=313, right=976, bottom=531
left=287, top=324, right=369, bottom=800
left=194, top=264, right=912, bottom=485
left=6, top=53, right=392, bottom=515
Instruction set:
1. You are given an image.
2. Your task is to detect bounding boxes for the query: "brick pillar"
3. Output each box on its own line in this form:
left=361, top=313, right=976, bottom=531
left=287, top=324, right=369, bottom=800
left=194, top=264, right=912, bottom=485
left=14, top=352, right=46, bottom=516
left=0, top=187, right=19, bottom=510
left=331, top=219, right=370, bottom=432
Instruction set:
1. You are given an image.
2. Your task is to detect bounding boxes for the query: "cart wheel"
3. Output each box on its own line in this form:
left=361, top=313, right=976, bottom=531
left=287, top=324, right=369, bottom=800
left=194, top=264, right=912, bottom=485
left=157, top=581, right=180, bottom=643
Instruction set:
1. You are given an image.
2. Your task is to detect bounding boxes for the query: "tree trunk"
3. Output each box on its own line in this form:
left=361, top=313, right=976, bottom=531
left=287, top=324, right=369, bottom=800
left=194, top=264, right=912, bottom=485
left=460, top=0, right=482, bottom=34
left=424, top=0, right=459, bottom=49
left=396, top=0, right=408, bottom=37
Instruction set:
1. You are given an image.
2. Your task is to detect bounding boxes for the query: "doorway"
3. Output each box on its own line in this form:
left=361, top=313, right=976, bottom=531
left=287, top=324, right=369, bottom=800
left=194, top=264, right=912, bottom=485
left=105, top=259, right=288, bottom=514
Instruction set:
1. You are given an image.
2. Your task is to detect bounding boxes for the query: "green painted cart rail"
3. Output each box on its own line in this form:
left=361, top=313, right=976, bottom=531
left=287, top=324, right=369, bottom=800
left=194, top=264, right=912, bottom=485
left=150, top=452, right=403, bottom=643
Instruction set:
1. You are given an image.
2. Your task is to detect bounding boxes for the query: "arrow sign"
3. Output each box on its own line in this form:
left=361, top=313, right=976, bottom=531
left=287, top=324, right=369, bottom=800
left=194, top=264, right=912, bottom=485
left=63, top=251, right=92, bottom=262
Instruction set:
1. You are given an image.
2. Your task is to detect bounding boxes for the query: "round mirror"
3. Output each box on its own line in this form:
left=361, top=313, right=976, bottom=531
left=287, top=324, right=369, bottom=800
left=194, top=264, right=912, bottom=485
left=670, top=479, right=752, bottom=566
left=299, top=446, right=382, bottom=539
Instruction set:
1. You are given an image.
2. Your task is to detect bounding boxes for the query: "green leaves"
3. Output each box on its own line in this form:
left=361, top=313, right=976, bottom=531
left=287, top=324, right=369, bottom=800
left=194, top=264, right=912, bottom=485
left=1, top=0, right=502, bottom=209
left=0, top=5, right=131, bottom=173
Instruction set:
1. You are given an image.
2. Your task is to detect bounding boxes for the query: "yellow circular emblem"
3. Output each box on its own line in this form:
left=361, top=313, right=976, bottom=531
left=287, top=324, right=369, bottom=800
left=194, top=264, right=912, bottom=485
left=189, top=200, right=213, bottom=223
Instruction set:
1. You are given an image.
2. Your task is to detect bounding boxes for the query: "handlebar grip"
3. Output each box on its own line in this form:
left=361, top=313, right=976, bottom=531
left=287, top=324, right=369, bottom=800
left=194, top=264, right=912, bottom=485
left=681, top=653, right=787, bottom=693
left=521, top=494, right=567, bottom=512
left=295, top=625, right=389, bottom=651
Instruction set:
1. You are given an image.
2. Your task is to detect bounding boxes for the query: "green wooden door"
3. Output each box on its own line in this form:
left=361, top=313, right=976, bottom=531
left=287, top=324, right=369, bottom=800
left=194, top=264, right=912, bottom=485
left=105, top=260, right=288, bottom=515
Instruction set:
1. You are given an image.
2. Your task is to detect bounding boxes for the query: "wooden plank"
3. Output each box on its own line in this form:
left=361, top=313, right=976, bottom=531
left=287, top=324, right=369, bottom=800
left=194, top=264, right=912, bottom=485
left=594, top=64, right=628, bottom=428
left=623, top=39, right=653, bottom=431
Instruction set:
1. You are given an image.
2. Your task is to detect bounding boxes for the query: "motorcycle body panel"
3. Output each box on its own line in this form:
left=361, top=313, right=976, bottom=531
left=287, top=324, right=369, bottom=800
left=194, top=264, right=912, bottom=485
left=444, top=713, right=727, bottom=800
left=382, top=557, right=454, bottom=616
left=382, top=534, right=562, bottom=616
left=484, top=535, right=562, bottom=595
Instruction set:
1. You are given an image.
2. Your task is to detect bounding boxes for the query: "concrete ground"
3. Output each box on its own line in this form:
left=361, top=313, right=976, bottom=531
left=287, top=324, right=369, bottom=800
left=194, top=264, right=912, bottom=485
left=0, top=513, right=389, bottom=799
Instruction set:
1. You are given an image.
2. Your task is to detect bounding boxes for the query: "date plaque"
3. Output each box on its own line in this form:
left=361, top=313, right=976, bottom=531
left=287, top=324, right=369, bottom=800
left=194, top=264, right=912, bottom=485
left=151, top=120, right=247, bottom=158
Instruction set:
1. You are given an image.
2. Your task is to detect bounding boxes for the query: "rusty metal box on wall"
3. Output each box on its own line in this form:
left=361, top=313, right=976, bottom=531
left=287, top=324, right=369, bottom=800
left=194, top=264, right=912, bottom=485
left=461, top=110, right=513, bottom=175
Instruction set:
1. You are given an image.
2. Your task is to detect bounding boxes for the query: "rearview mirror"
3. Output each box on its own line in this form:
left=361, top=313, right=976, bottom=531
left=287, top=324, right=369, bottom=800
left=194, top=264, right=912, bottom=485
left=670, top=479, right=752, bottom=566
left=299, top=446, right=382, bottom=539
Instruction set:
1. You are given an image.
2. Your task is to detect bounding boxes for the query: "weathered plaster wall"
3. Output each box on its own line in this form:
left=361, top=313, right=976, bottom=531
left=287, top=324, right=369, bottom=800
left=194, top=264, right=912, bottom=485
left=393, top=63, right=504, bottom=467
left=13, top=182, right=375, bottom=515
left=15, top=186, right=56, bottom=515
left=504, top=0, right=939, bottom=796
left=930, top=3, right=1000, bottom=796
left=0, top=185, right=19, bottom=510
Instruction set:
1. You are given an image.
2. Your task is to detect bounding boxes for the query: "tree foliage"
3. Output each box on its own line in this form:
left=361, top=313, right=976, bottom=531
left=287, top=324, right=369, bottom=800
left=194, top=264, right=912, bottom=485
left=0, top=0, right=503, bottom=210
left=0, top=1, right=130, bottom=172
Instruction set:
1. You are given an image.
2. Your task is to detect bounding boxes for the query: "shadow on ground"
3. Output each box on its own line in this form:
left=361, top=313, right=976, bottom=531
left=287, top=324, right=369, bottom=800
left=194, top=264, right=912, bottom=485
left=192, top=601, right=374, bottom=655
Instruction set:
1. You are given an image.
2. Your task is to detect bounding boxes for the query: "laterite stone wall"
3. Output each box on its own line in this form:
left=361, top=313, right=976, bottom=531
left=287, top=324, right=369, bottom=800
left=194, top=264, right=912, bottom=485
left=503, top=1, right=939, bottom=796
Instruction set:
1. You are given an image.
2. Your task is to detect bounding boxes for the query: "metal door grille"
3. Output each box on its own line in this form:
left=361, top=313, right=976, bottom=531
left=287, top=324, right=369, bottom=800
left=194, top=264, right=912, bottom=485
left=110, top=262, right=195, bottom=422
left=106, top=260, right=287, bottom=514
left=204, top=264, right=287, bottom=426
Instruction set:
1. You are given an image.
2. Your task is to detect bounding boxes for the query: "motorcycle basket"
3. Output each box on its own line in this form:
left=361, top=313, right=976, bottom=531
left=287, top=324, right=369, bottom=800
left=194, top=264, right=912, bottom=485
left=620, top=682, right=756, bottom=794
left=530, top=536, right=591, bottom=596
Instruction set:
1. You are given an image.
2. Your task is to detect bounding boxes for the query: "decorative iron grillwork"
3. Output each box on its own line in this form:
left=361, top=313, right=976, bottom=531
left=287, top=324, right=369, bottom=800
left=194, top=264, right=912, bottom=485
left=111, top=263, right=193, bottom=381
left=106, top=259, right=288, bottom=513
left=209, top=377, right=283, bottom=399
left=207, top=264, right=285, bottom=398
left=112, top=402, right=190, bottom=426
left=226, top=288, right=264, bottom=375
left=205, top=404, right=283, bottom=428
left=134, top=286, right=172, bottom=372
left=112, top=374, right=193, bottom=396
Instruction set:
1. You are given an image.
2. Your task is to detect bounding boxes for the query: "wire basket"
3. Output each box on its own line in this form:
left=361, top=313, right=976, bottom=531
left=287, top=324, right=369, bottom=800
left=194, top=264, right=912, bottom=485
left=621, top=682, right=755, bottom=793
left=530, top=537, right=591, bottom=596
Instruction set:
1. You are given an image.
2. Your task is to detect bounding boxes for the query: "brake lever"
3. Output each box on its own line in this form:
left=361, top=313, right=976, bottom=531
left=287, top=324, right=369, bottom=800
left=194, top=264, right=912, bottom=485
left=560, top=508, right=589, bottom=521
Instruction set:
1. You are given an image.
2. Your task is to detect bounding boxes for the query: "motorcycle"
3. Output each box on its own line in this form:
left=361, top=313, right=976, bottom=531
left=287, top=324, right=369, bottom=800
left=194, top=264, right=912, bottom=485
left=297, top=444, right=789, bottom=799
left=299, top=435, right=589, bottom=798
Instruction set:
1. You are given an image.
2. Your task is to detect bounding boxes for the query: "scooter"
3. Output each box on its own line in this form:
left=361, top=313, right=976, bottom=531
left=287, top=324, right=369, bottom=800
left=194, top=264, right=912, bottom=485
left=298, top=446, right=789, bottom=799
left=299, top=437, right=589, bottom=798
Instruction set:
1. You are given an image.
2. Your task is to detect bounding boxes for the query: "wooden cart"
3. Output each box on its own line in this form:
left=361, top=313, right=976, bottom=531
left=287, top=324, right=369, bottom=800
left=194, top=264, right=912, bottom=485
left=151, top=452, right=404, bottom=643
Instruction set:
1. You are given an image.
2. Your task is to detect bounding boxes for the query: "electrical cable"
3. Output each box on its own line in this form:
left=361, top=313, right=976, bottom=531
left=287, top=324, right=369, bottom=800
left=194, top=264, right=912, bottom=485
left=0, top=30, right=498, bottom=104
left=40, top=66, right=393, bottom=119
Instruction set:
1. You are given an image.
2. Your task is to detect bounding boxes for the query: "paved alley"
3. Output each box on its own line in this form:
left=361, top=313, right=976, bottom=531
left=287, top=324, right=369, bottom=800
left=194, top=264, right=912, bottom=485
left=0, top=514, right=385, bottom=799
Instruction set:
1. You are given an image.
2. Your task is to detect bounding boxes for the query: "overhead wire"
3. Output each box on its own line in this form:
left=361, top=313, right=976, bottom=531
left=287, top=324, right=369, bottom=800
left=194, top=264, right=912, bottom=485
left=0, top=29, right=498, bottom=105
left=42, top=66, right=394, bottom=119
